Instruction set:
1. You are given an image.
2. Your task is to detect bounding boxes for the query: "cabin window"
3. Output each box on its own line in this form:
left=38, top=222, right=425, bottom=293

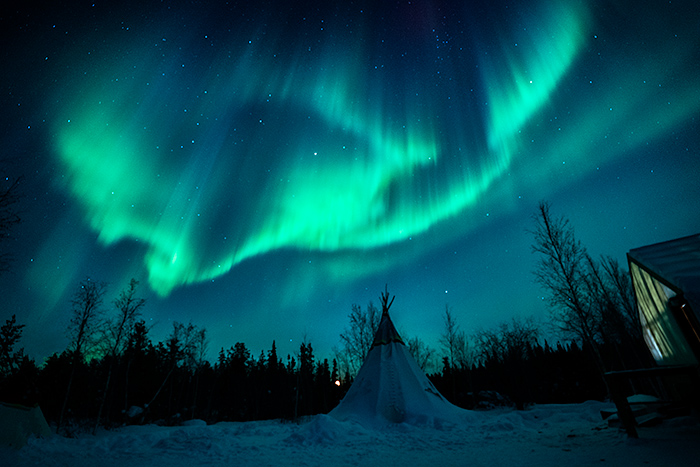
left=630, top=262, right=697, bottom=366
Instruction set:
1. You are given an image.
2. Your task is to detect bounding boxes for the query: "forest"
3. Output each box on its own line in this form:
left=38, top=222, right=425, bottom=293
left=0, top=195, right=659, bottom=435
left=1, top=307, right=645, bottom=434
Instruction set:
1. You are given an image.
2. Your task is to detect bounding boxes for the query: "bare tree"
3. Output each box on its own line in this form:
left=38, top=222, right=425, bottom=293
left=94, top=278, right=145, bottom=433
left=600, top=256, right=642, bottom=341
left=190, top=327, right=209, bottom=420
left=440, top=305, right=471, bottom=371
left=58, top=278, right=107, bottom=434
left=439, top=305, right=473, bottom=403
left=406, top=336, right=436, bottom=373
left=583, top=254, right=622, bottom=344
left=474, top=317, right=540, bottom=366
left=530, top=201, right=606, bottom=372
left=0, top=314, right=26, bottom=378
left=583, top=252, right=644, bottom=365
left=67, top=279, right=107, bottom=358
left=337, top=301, right=380, bottom=377
left=474, top=317, right=540, bottom=409
left=596, top=256, right=652, bottom=377
left=530, top=202, right=652, bottom=432
left=0, top=175, right=22, bottom=274
left=107, top=279, right=146, bottom=355
left=141, top=321, right=199, bottom=420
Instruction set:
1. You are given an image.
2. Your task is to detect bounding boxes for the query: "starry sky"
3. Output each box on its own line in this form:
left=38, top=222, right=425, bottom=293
left=1, top=0, right=699, bottom=364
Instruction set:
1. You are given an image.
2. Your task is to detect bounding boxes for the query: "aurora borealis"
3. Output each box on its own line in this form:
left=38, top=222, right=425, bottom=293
left=2, top=0, right=699, bottom=362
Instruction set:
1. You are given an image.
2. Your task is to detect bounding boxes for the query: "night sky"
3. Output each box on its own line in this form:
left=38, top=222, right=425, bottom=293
left=2, top=0, right=699, bottom=364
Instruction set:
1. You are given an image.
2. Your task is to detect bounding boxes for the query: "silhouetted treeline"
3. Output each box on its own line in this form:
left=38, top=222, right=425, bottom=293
left=1, top=312, right=654, bottom=431
left=432, top=336, right=654, bottom=411
left=0, top=317, right=343, bottom=432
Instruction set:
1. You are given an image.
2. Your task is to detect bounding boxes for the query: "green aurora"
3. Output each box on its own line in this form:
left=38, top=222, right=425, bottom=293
left=49, top=0, right=697, bottom=298
left=2, top=0, right=699, bottom=362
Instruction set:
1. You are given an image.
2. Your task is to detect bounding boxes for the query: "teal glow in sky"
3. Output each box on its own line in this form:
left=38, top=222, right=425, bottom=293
left=2, top=0, right=699, bottom=362
left=52, top=1, right=590, bottom=296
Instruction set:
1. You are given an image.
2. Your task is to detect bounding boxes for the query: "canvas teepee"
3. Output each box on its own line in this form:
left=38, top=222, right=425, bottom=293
left=329, top=288, right=468, bottom=427
left=0, top=402, right=52, bottom=449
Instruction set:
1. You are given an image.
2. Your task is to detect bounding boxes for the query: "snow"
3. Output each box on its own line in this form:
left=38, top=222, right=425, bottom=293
left=6, top=401, right=700, bottom=467
left=9, top=312, right=699, bottom=466
left=125, top=406, right=143, bottom=419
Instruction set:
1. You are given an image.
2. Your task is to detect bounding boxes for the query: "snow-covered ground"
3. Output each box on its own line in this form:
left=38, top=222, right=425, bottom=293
left=7, top=401, right=700, bottom=467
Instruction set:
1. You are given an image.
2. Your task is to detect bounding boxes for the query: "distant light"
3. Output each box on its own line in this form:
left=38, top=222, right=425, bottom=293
left=334, top=380, right=341, bottom=387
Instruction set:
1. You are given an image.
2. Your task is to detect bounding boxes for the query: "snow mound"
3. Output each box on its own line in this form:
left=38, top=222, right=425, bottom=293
left=628, top=394, right=661, bottom=404
left=125, top=406, right=143, bottom=418
left=152, top=427, right=216, bottom=452
left=285, top=414, right=357, bottom=445
left=11, top=402, right=700, bottom=467
left=182, top=419, right=207, bottom=427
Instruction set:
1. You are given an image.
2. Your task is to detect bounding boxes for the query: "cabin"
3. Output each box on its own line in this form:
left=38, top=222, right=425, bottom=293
left=606, top=234, right=700, bottom=437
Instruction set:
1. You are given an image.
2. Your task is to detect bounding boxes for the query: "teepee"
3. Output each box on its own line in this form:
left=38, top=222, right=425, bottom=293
left=0, top=402, right=52, bottom=449
left=329, top=288, right=468, bottom=427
